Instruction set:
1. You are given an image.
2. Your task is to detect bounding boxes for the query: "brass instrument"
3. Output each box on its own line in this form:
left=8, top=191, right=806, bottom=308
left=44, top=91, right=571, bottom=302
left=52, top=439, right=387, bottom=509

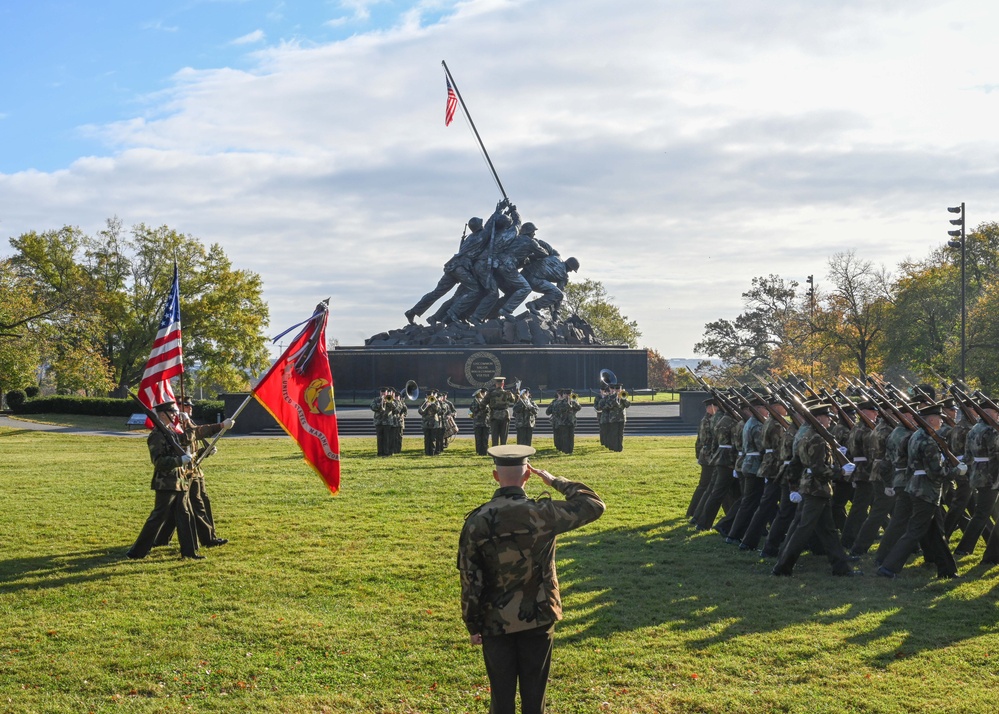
left=599, top=368, right=617, bottom=387
left=396, top=380, right=420, bottom=402
left=569, top=392, right=578, bottom=401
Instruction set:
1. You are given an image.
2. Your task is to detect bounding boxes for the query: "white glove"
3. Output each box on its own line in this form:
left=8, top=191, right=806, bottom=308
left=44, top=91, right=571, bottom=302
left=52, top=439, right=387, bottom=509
left=732, top=469, right=740, bottom=479
left=222, top=418, right=235, bottom=429
left=957, top=462, right=968, bottom=477
left=884, top=487, right=896, bottom=497
left=205, top=445, right=218, bottom=458
left=789, top=491, right=802, bottom=504
left=842, top=463, right=856, bottom=476
left=838, top=446, right=848, bottom=456
left=180, top=454, right=193, bottom=465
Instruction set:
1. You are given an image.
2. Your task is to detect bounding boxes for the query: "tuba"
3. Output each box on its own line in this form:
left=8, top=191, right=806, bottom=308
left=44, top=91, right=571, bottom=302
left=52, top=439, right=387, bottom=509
left=599, top=368, right=617, bottom=387
left=398, top=380, right=420, bottom=402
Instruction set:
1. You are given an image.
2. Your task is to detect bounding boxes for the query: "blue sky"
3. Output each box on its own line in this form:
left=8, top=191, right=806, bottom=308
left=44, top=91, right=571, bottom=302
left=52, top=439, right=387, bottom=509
left=1, top=0, right=443, bottom=172
left=3, top=0, right=999, bottom=357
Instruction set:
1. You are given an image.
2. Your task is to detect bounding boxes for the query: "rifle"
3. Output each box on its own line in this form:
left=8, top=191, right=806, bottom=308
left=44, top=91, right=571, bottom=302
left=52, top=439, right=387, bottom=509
left=727, top=387, right=769, bottom=426
left=818, top=387, right=856, bottom=430
left=753, top=379, right=796, bottom=431
left=685, top=369, right=742, bottom=422
left=787, top=372, right=819, bottom=400
left=128, top=390, right=187, bottom=458
left=834, top=387, right=876, bottom=431
left=846, top=377, right=899, bottom=429
left=867, top=377, right=959, bottom=467
left=949, top=383, right=999, bottom=433
left=760, top=381, right=805, bottom=429
left=900, top=375, right=955, bottom=427
left=781, top=390, right=851, bottom=467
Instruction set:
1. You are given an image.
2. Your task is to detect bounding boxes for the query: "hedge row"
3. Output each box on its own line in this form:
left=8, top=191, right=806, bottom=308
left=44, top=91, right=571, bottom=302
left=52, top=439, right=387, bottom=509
left=7, top=394, right=225, bottom=421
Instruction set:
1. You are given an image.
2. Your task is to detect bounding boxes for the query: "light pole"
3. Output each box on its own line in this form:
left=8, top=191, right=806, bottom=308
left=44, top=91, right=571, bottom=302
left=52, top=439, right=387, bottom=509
left=947, top=203, right=966, bottom=380
left=806, top=274, right=815, bottom=382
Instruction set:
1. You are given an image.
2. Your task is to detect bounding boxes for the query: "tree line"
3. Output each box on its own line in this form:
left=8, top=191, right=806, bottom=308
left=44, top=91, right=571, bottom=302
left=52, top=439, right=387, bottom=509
left=0, top=218, right=270, bottom=400
left=693, top=222, right=999, bottom=392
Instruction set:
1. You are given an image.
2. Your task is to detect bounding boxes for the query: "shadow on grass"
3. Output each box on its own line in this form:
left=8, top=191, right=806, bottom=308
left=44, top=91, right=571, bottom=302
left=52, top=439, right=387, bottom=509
left=0, top=546, right=153, bottom=594
left=556, top=518, right=999, bottom=665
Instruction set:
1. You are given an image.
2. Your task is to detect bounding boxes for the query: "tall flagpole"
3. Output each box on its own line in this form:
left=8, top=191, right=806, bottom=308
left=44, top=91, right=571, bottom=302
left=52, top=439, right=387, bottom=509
left=441, top=60, right=508, bottom=201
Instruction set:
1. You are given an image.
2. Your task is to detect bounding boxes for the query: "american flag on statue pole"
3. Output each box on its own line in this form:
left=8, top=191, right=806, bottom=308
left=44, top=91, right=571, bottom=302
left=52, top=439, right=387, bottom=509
left=445, top=76, right=458, bottom=126
left=138, top=264, right=184, bottom=423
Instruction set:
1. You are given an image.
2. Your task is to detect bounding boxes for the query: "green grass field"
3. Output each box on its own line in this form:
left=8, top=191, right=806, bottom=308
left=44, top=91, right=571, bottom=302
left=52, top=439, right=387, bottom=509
left=2, top=428, right=998, bottom=713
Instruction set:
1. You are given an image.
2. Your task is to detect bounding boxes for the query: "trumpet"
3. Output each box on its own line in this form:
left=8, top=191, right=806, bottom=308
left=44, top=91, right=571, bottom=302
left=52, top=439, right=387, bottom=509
left=569, top=392, right=579, bottom=401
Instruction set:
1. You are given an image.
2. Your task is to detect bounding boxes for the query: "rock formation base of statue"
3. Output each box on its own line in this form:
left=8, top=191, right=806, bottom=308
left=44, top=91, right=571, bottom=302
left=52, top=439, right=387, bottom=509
left=366, top=312, right=601, bottom=348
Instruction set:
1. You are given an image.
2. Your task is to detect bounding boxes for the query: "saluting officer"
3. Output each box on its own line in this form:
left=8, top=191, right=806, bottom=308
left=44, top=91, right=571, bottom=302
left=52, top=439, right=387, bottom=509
left=458, top=445, right=605, bottom=714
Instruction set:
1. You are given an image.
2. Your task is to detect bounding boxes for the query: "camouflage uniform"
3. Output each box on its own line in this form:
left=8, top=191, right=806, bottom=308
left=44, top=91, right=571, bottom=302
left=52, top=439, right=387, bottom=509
left=880, top=427, right=961, bottom=577
left=772, top=426, right=854, bottom=576
left=603, top=392, right=630, bottom=452
left=390, top=398, right=407, bottom=454
left=594, top=393, right=611, bottom=448
left=370, top=395, right=394, bottom=456
left=943, top=416, right=974, bottom=537
left=419, top=397, right=442, bottom=456
left=759, top=420, right=801, bottom=557
left=694, top=411, right=739, bottom=531
left=687, top=409, right=718, bottom=519
left=469, top=397, right=491, bottom=456
left=850, top=418, right=895, bottom=556
left=739, top=412, right=787, bottom=550
left=127, top=427, right=200, bottom=559
left=829, top=418, right=853, bottom=531
left=458, top=475, right=605, bottom=713
left=840, top=417, right=876, bottom=550
left=727, top=413, right=766, bottom=543
left=487, top=386, right=517, bottom=446
left=153, top=418, right=226, bottom=548
left=873, top=424, right=916, bottom=565
left=955, top=419, right=999, bottom=555
left=546, top=395, right=581, bottom=454
left=513, top=395, right=538, bottom=446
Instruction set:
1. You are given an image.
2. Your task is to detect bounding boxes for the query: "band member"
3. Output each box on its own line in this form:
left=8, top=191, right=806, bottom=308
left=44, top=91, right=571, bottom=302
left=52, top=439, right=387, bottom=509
left=486, top=376, right=516, bottom=446
left=547, top=389, right=582, bottom=454
left=370, top=387, right=395, bottom=457
left=469, top=388, right=491, bottom=456
left=603, top=384, right=630, bottom=452
left=513, top=388, right=539, bottom=446
left=419, top=390, right=443, bottom=456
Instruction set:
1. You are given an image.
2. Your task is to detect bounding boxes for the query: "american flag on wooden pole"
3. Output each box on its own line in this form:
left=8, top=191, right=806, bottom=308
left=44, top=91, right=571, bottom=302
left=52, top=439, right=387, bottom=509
left=137, top=264, right=184, bottom=423
left=445, top=76, right=458, bottom=126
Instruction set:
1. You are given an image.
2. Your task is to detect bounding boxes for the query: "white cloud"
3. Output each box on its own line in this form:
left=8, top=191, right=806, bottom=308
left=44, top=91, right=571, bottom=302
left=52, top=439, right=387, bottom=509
left=231, top=29, right=266, bottom=45
left=5, top=0, right=999, bottom=358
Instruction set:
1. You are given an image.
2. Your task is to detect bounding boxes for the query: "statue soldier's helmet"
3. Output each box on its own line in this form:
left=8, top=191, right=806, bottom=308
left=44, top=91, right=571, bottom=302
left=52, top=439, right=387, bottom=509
left=494, top=213, right=512, bottom=229
left=565, top=257, right=580, bottom=272
left=520, top=222, right=538, bottom=235
left=468, top=217, right=483, bottom=232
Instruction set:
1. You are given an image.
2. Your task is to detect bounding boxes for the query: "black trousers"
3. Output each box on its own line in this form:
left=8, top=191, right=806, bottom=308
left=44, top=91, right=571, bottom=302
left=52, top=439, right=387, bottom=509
left=129, top=490, right=198, bottom=558
left=740, top=476, right=781, bottom=549
left=943, top=477, right=973, bottom=538
left=490, top=418, right=510, bottom=446
left=154, top=477, right=218, bottom=547
left=606, top=422, right=624, bottom=452
left=875, top=490, right=914, bottom=565
left=516, top=426, right=533, bottom=446
left=598, top=422, right=609, bottom=448
left=841, top=481, right=875, bottom=550
left=696, top=465, right=738, bottom=531
left=687, top=464, right=714, bottom=519
left=955, top=488, right=999, bottom=553
left=727, top=474, right=765, bottom=542
left=482, top=625, right=554, bottom=714
left=773, top=494, right=852, bottom=575
left=474, top=426, right=490, bottom=455
left=881, top=498, right=956, bottom=577
left=391, top=426, right=403, bottom=454
left=553, top=425, right=575, bottom=454
left=375, top=424, right=392, bottom=456
left=761, top=480, right=797, bottom=556
left=851, top=482, right=896, bottom=555
left=423, top=428, right=436, bottom=456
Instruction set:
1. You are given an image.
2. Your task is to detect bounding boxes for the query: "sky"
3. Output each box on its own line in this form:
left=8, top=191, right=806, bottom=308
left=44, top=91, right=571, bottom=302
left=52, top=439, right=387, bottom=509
left=3, top=0, right=999, bottom=358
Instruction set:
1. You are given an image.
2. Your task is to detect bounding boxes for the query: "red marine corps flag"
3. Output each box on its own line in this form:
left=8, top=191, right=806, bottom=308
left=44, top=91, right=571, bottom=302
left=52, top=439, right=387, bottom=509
left=253, top=300, right=341, bottom=494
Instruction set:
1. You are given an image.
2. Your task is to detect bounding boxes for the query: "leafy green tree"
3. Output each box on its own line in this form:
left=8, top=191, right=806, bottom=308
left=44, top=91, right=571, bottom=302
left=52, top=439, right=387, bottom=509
left=9, top=218, right=270, bottom=397
left=0, top=259, right=44, bottom=398
left=563, top=278, right=641, bottom=347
